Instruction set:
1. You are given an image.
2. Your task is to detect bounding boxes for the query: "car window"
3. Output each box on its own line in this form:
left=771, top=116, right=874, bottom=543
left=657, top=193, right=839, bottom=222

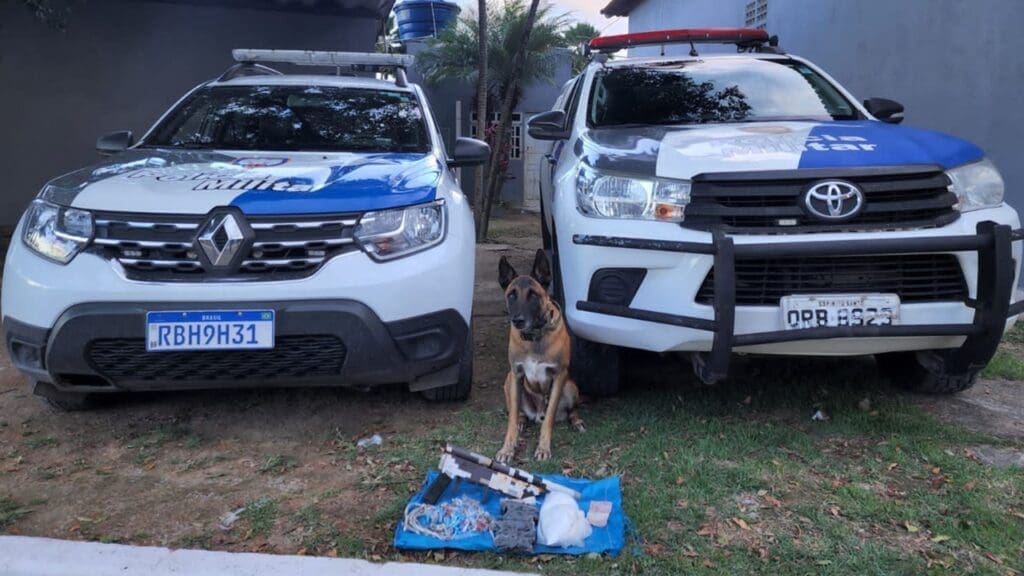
left=143, top=85, right=431, bottom=153
left=588, top=59, right=859, bottom=127
left=563, top=75, right=584, bottom=117
left=553, top=78, right=577, bottom=112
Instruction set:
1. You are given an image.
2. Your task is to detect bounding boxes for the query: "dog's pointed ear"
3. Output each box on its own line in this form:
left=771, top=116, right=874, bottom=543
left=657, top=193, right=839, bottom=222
left=531, top=249, right=552, bottom=289
left=498, top=256, right=517, bottom=291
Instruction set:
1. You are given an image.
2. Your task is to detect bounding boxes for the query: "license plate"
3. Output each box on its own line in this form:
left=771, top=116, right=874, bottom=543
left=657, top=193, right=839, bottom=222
left=781, top=294, right=900, bottom=330
left=146, top=310, right=275, bottom=351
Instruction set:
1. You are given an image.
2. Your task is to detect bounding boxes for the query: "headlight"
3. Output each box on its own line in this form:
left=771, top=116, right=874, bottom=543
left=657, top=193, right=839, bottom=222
left=355, top=200, right=446, bottom=261
left=576, top=165, right=690, bottom=221
left=947, top=158, right=1005, bottom=212
left=22, top=199, right=93, bottom=264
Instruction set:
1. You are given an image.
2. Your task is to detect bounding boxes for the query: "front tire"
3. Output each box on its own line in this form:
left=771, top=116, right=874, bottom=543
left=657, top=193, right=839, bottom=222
left=33, top=381, right=97, bottom=411
left=570, top=335, right=622, bottom=397
left=876, top=351, right=980, bottom=394
left=422, top=325, right=473, bottom=402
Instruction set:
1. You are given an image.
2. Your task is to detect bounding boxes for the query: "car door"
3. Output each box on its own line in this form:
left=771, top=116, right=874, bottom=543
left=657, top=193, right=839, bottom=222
left=540, top=75, right=583, bottom=238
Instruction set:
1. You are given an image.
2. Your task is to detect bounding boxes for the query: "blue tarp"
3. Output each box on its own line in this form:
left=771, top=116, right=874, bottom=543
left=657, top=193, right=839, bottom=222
left=394, top=471, right=625, bottom=556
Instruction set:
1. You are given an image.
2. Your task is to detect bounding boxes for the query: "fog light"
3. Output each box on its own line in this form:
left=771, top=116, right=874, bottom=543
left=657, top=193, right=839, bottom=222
left=588, top=269, right=647, bottom=306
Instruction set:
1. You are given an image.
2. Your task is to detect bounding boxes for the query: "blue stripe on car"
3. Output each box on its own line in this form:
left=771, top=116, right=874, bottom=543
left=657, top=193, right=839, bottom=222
left=229, top=153, right=440, bottom=215
left=798, top=121, right=984, bottom=170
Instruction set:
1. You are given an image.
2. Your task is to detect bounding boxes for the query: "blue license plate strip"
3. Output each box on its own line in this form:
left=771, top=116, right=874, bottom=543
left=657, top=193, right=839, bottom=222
left=146, top=310, right=275, bottom=352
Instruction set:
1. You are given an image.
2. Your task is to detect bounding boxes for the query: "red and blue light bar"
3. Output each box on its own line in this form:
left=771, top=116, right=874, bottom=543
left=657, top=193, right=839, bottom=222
left=589, top=28, right=771, bottom=53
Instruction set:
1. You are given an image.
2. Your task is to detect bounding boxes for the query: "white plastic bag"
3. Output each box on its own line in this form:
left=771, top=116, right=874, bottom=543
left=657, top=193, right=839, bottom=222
left=536, top=492, right=592, bottom=547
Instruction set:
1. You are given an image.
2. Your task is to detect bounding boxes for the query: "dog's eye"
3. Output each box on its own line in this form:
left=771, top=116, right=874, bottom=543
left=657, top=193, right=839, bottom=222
left=527, top=290, right=538, bottom=300
left=507, top=292, right=517, bottom=301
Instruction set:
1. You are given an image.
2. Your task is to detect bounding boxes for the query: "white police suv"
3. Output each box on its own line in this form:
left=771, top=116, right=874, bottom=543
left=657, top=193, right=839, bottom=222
left=530, top=29, right=1023, bottom=395
left=2, top=50, right=489, bottom=409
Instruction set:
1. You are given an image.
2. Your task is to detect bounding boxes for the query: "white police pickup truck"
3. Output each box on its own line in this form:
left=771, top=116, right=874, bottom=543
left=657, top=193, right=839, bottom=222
left=530, top=29, right=1023, bottom=395
left=2, top=50, right=489, bottom=409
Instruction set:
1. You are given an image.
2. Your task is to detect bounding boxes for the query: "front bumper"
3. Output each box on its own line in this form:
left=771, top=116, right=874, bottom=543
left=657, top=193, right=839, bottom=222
left=3, top=301, right=468, bottom=393
left=571, top=221, right=1022, bottom=384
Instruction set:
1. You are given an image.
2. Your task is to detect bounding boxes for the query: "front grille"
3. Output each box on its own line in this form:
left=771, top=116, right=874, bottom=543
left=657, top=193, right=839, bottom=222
left=685, top=167, right=959, bottom=233
left=87, top=335, right=346, bottom=383
left=695, top=254, right=968, bottom=306
left=91, top=211, right=360, bottom=281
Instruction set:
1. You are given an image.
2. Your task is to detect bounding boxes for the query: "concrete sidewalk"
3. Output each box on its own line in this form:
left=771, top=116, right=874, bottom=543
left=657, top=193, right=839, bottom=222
left=0, top=536, right=536, bottom=576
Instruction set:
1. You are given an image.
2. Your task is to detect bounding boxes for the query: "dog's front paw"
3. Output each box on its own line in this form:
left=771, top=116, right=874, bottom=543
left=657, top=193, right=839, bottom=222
left=533, top=445, right=551, bottom=461
left=572, top=419, right=587, bottom=433
left=495, top=446, right=516, bottom=464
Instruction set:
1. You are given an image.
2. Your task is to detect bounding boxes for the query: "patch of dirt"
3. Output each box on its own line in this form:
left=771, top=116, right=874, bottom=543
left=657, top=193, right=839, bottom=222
left=913, top=379, right=1024, bottom=439
left=968, top=445, right=1024, bottom=468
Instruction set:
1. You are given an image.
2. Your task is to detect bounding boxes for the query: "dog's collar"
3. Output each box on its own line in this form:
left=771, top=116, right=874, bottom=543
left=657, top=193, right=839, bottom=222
left=518, top=301, right=561, bottom=342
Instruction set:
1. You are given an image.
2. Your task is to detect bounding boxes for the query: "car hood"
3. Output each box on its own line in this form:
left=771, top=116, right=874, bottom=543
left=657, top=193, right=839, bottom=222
left=41, top=149, right=442, bottom=215
left=576, top=120, right=984, bottom=180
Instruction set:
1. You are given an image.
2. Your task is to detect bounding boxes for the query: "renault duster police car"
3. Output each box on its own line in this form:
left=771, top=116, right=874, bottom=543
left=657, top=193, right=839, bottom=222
left=1, top=50, right=490, bottom=409
left=530, top=29, right=1023, bottom=395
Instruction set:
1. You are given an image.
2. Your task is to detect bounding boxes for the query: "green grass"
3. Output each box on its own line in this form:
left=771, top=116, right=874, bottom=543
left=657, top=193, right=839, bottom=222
left=258, top=454, right=298, bottom=476
left=1001, top=322, right=1024, bottom=345
left=292, top=503, right=347, bottom=554
left=0, top=497, right=33, bottom=530
left=125, top=425, right=193, bottom=465
left=241, top=497, right=278, bottom=538
left=982, top=350, right=1024, bottom=380
left=320, top=355, right=1024, bottom=575
left=23, top=436, right=59, bottom=450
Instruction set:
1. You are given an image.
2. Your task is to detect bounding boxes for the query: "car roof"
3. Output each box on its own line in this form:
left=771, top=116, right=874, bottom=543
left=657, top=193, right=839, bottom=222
left=601, top=52, right=793, bottom=69
left=208, top=74, right=415, bottom=92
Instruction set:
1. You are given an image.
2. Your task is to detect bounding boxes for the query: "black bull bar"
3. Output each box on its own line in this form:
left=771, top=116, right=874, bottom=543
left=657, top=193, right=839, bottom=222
left=573, top=222, right=1024, bottom=384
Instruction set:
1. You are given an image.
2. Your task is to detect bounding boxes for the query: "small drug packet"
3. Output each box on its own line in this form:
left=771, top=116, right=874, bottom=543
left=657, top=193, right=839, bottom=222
left=587, top=500, right=612, bottom=528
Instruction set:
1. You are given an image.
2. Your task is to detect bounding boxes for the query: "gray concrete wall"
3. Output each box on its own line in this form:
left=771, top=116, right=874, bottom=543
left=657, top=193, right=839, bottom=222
left=0, top=0, right=380, bottom=224
left=623, top=0, right=1024, bottom=209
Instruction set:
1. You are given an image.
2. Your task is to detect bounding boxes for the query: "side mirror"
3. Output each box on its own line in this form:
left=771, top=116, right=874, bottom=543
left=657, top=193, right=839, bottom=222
left=528, top=110, right=570, bottom=141
left=97, top=130, right=134, bottom=155
left=448, top=137, right=491, bottom=168
left=863, top=98, right=904, bottom=124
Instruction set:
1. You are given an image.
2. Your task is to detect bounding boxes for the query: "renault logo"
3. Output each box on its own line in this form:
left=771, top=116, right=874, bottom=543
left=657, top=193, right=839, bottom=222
left=803, top=180, right=865, bottom=221
left=197, top=213, right=245, bottom=267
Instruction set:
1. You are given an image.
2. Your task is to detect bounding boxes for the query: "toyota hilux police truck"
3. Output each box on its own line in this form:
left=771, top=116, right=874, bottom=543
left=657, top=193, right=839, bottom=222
left=2, top=50, right=490, bottom=409
left=530, top=29, right=1023, bottom=395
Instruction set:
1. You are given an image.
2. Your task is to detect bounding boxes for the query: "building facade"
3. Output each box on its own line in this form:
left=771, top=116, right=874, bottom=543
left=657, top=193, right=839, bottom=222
left=0, top=0, right=394, bottom=225
left=406, top=41, right=574, bottom=212
left=602, top=0, right=1024, bottom=209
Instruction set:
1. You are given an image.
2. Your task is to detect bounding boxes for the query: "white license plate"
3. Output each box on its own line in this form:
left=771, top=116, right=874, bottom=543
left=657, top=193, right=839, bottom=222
left=781, top=294, right=900, bottom=330
left=146, top=310, right=275, bottom=351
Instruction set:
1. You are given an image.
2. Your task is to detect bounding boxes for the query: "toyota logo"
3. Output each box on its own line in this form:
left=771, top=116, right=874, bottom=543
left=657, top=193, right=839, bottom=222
left=803, top=180, right=865, bottom=221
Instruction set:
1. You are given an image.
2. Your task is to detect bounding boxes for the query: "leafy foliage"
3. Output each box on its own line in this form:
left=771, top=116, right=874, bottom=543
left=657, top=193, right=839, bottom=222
left=415, top=0, right=568, bottom=104
left=561, top=22, right=601, bottom=74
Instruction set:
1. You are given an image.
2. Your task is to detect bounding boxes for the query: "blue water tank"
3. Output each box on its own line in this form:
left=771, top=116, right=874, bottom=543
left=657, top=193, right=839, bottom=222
left=393, top=0, right=461, bottom=41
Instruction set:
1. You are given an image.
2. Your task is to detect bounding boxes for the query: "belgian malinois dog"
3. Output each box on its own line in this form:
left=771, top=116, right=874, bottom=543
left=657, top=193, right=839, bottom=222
left=495, top=250, right=584, bottom=463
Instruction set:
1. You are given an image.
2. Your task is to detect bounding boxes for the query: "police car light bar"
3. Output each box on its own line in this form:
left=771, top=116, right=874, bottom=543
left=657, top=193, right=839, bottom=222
left=232, top=49, right=414, bottom=70
left=589, top=28, right=771, bottom=53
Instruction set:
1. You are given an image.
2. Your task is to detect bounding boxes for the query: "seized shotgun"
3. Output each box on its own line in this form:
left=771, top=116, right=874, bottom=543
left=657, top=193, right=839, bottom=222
left=422, top=444, right=581, bottom=504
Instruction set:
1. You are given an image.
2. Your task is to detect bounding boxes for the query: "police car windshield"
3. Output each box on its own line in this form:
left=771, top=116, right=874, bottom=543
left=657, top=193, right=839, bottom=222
left=589, top=59, right=859, bottom=127
left=143, top=85, right=431, bottom=153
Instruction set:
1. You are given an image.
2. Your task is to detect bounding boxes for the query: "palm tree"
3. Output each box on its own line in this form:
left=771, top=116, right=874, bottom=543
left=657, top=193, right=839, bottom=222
left=416, top=0, right=567, bottom=240
left=561, top=22, right=601, bottom=74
